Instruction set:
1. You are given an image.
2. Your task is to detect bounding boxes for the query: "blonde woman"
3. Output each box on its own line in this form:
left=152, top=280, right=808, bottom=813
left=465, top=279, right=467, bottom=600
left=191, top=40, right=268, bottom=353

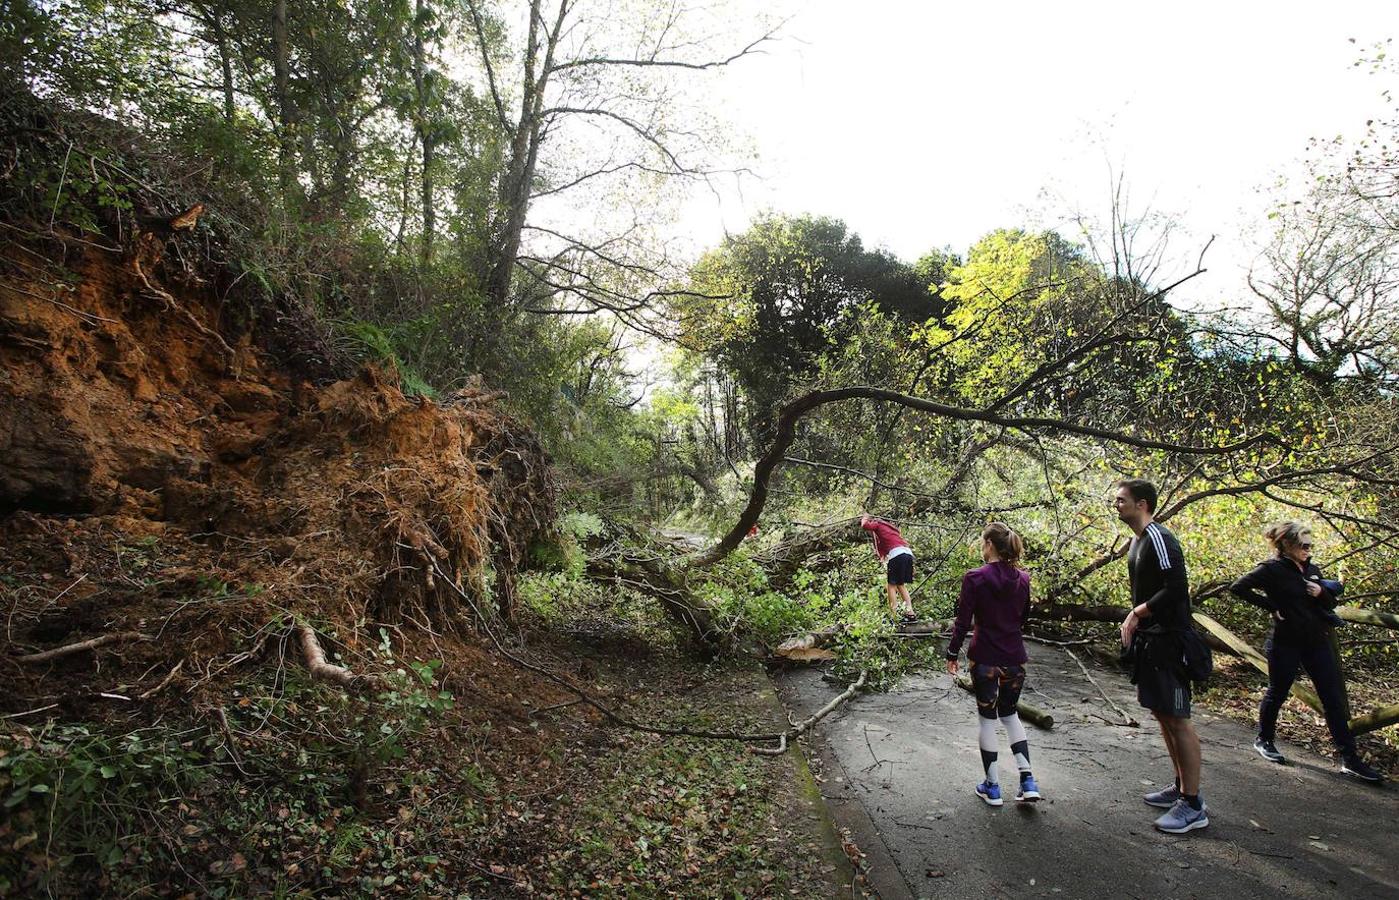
left=1229, top=521, right=1382, bottom=783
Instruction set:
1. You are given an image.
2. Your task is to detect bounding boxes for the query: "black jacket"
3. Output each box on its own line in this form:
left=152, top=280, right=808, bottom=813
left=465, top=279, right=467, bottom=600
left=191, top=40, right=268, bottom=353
left=1229, top=557, right=1340, bottom=640
left=1128, top=522, right=1191, bottom=628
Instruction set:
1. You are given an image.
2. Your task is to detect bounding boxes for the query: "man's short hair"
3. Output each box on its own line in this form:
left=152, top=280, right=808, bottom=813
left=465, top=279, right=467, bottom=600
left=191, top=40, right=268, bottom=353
left=1116, top=478, right=1158, bottom=513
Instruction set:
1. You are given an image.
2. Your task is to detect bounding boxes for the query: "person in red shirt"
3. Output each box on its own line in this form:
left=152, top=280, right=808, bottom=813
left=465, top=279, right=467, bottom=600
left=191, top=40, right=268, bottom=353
left=860, top=515, right=916, bottom=621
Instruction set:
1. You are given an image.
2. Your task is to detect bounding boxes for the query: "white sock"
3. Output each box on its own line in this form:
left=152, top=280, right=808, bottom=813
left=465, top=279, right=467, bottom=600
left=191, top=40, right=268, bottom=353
left=979, top=717, right=1000, bottom=783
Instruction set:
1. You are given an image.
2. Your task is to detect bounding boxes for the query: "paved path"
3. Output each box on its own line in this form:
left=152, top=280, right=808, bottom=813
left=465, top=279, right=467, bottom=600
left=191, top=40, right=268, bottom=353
left=776, top=645, right=1399, bottom=899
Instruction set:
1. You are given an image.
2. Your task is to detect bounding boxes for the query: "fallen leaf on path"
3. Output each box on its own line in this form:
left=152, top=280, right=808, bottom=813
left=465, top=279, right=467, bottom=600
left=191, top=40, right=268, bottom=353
left=208, top=853, right=246, bottom=875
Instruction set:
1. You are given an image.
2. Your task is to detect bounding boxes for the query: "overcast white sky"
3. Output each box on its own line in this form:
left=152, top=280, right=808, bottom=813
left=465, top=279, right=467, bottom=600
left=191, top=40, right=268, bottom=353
left=678, top=0, right=1396, bottom=305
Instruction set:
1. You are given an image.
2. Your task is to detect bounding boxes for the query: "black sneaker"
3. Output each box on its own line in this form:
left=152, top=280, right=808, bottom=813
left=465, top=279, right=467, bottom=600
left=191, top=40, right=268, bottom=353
left=1253, top=737, right=1286, bottom=764
left=1341, top=756, right=1384, bottom=784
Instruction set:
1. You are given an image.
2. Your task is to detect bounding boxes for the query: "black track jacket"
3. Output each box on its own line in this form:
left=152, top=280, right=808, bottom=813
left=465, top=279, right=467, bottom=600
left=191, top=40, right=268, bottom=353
left=1127, top=522, right=1191, bottom=628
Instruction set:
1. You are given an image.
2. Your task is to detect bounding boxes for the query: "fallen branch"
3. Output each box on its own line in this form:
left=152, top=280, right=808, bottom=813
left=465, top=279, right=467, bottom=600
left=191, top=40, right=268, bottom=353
left=529, top=697, right=586, bottom=717
left=428, top=557, right=844, bottom=753
left=1064, top=648, right=1138, bottom=726
left=14, top=631, right=147, bottom=664
left=1, top=704, right=59, bottom=719
left=1035, top=602, right=1237, bottom=657
left=751, top=671, right=868, bottom=756
left=1337, top=606, right=1399, bottom=630
left=1025, top=635, right=1099, bottom=647
left=1349, top=702, right=1399, bottom=736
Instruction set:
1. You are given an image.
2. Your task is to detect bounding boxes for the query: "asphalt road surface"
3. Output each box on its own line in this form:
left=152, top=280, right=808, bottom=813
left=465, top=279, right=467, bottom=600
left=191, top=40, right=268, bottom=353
left=776, top=644, right=1399, bottom=899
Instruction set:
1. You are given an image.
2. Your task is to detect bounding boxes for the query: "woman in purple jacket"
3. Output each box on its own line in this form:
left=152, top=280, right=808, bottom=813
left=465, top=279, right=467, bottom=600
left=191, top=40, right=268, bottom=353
left=945, top=522, right=1040, bottom=806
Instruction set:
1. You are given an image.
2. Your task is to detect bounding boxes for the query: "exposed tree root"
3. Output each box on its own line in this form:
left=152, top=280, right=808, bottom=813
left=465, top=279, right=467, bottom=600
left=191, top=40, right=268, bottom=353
left=130, top=231, right=236, bottom=363
left=14, top=631, right=147, bottom=664
left=296, top=622, right=378, bottom=691
left=138, top=659, right=185, bottom=700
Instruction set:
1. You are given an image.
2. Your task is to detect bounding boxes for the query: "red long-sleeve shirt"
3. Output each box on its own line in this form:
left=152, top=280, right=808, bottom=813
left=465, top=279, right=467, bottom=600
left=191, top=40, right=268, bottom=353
left=860, top=519, right=909, bottom=561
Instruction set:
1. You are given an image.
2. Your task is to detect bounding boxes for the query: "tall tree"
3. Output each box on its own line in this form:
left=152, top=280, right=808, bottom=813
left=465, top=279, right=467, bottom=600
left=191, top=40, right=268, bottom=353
left=465, top=0, right=780, bottom=316
left=677, top=213, right=937, bottom=442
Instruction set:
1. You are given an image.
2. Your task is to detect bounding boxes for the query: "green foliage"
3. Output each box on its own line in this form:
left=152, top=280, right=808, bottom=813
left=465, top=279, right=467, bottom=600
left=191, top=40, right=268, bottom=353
left=549, top=738, right=788, bottom=895
left=527, top=510, right=607, bottom=578
left=0, top=723, right=205, bottom=892
left=677, top=213, right=944, bottom=440
left=332, top=319, right=436, bottom=399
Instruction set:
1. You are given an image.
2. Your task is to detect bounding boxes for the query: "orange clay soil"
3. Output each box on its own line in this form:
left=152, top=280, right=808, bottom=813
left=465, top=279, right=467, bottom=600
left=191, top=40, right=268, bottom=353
left=0, top=220, right=556, bottom=720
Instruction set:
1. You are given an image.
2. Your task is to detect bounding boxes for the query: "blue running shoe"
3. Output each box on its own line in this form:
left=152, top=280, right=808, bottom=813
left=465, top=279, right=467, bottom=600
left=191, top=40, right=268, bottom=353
left=975, top=780, right=1003, bottom=807
left=1016, top=775, right=1041, bottom=803
left=1154, top=798, right=1208, bottom=834
left=1143, top=784, right=1180, bottom=809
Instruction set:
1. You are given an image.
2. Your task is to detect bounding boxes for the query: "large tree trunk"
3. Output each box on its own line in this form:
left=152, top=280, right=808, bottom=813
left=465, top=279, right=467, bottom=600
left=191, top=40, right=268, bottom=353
left=213, top=11, right=235, bottom=124
left=412, top=0, right=435, bottom=266
left=485, top=0, right=565, bottom=307
left=272, top=0, right=296, bottom=199
left=694, top=386, right=1277, bottom=568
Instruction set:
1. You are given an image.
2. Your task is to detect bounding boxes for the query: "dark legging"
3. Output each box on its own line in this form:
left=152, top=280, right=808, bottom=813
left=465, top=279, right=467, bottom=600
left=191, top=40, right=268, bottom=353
left=972, top=663, right=1025, bottom=719
left=1259, top=632, right=1355, bottom=757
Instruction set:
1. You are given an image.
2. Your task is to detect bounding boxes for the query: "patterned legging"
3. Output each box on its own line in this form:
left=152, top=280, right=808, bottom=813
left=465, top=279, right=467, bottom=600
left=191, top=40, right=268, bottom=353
left=971, top=662, right=1026, bottom=720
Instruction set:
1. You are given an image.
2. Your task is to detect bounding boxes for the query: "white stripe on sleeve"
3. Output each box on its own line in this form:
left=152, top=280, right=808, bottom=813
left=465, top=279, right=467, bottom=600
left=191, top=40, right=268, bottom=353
left=1147, top=524, right=1171, bottom=570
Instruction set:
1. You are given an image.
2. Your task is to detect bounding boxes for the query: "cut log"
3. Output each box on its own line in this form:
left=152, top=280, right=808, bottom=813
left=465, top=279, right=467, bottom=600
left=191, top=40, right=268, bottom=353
left=954, top=673, right=1054, bottom=729
left=1336, top=606, right=1399, bottom=630
left=1191, top=613, right=1322, bottom=712
left=774, top=624, right=845, bottom=662
left=774, top=624, right=845, bottom=653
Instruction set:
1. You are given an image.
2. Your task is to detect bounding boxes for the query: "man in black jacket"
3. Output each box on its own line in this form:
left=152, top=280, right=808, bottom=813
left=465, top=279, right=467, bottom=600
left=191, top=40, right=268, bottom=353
left=1115, top=479, right=1209, bottom=833
left=1230, top=521, right=1383, bottom=783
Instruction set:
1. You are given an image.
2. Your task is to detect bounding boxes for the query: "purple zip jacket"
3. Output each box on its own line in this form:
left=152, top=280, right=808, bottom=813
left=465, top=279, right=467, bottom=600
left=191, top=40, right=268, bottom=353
left=945, top=561, right=1031, bottom=666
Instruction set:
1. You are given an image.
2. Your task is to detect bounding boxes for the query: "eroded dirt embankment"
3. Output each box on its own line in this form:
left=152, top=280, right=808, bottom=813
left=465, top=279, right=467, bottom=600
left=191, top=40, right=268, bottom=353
left=0, top=213, right=553, bottom=716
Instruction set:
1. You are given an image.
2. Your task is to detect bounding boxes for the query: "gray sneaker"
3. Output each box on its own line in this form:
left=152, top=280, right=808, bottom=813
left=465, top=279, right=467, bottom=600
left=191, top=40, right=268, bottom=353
left=1154, top=798, right=1209, bottom=834
left=1253, top=737, right=1286, bottom=764
left=1143, top=784, right=1180, bottom=809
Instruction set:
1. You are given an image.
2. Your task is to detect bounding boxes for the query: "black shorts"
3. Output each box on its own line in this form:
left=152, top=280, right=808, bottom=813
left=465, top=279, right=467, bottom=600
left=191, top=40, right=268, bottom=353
left=971, top=663, right=1026, bottom=720
left=886, top=553, right=913, bottom=585
left=1136, top=663, right=1191, bottom=718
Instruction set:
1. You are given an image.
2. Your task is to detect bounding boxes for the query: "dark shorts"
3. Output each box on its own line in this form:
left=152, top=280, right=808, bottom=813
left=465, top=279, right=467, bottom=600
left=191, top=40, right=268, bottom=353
left=1130, top=630, right=1192, bottom=718
left=971, top=662, right=1026, bottom=720
left=1136, top=664, right=1192, bottom=718
left=886, top=553, right=913, bottom=585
